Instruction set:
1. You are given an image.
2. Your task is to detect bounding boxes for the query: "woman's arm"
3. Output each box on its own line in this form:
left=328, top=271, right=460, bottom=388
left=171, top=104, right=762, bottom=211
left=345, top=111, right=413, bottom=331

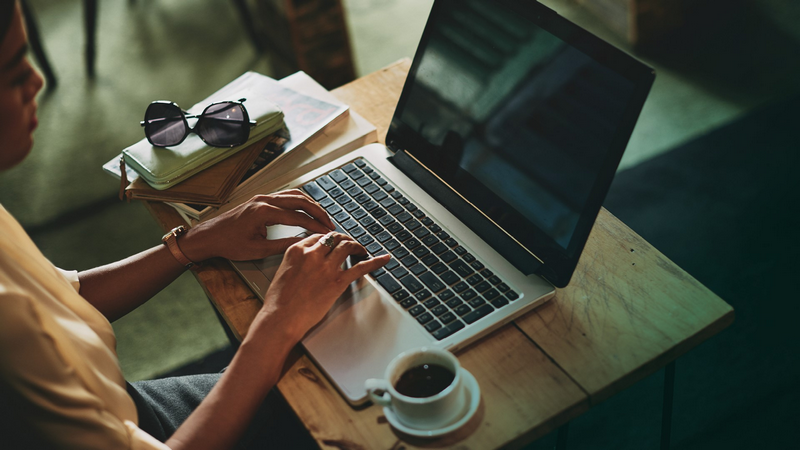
left=166, top=232, right=390, bottom=450
left=78, top=190, right=336, bottom=322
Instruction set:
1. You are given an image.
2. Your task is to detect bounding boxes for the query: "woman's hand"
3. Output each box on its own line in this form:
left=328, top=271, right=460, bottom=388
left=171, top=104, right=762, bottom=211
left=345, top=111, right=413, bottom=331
left=258, top=232, right=391, bottom=341
left=180, top=190, right=336, bottom=262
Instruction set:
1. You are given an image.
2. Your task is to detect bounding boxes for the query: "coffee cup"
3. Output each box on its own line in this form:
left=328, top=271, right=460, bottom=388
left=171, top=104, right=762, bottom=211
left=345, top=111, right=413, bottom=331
left=365, top=347, right=466, bottom=430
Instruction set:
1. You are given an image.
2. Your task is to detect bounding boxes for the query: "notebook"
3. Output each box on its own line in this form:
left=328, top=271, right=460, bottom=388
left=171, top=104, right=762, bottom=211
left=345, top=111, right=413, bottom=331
left=231, top=0, right=655, bottom=405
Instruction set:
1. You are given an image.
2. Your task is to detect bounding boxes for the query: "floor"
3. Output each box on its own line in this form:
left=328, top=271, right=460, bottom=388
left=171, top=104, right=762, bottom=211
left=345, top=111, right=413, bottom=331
left=1, top=0, right=798, bottom=445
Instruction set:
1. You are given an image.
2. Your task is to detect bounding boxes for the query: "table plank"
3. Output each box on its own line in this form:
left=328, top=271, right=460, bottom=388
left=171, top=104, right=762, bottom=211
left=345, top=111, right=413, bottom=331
left=278, top=325, right=588, bottom=449
left=515, top=208, right=734, bottom=404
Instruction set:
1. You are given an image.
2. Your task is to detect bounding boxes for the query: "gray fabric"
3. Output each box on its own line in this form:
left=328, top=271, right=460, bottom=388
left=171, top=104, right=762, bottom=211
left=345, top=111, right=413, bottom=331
left=127, top=374, right=318, bottom=449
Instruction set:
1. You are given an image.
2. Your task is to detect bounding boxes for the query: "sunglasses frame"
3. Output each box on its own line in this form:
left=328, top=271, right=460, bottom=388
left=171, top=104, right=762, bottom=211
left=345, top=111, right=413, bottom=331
left=140, top=97, right=257, bottom=148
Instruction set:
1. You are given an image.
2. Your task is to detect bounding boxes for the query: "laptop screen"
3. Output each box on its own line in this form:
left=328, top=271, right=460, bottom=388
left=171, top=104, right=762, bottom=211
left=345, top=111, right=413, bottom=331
left=388, top=0, right=653, bottom=286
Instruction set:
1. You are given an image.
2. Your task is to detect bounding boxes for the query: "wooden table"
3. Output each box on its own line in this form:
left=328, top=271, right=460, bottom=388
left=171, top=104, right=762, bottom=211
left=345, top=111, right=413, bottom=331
left=143, top=59, right=734, bottom=449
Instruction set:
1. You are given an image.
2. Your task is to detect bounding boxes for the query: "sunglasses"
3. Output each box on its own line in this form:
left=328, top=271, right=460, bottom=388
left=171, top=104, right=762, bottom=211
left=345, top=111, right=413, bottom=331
left=140, top=98, right=257, bottom=148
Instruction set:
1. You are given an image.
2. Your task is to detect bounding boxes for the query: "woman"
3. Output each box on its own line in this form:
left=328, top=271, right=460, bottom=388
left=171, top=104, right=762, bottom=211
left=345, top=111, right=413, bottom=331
left=0, top=1, right=389, bottom=448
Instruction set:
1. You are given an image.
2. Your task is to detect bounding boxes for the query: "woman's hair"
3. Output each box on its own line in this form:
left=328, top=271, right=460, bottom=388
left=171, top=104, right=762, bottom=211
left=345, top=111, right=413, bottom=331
left=1, top=0, right=16, bottom=44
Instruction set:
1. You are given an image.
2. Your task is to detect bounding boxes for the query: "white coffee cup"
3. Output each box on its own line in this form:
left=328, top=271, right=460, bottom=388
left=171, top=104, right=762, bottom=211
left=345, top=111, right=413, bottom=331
left=365, top=347, right=466, bottom=430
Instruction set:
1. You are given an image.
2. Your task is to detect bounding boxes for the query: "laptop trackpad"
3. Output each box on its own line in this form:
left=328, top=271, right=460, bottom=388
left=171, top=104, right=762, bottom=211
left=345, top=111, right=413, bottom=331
left=301, top=278, right=431, bottom=405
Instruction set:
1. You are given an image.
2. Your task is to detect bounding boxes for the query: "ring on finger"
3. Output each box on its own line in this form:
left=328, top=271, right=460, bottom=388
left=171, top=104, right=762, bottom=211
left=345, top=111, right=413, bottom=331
left=321, top=234, right=337, bottom=249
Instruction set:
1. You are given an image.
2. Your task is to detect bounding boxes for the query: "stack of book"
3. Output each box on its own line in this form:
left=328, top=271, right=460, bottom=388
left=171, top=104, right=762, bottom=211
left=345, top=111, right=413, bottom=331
left=104, top=71, right=377, bottom=222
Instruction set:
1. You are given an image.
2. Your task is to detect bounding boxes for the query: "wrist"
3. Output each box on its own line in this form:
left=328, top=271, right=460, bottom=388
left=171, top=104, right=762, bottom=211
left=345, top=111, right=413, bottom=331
left=177, top=224, right=214, bottom=263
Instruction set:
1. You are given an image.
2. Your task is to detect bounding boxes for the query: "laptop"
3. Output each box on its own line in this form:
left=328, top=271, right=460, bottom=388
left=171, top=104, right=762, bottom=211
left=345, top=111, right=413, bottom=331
left=231, top=0, right=655, bottom=405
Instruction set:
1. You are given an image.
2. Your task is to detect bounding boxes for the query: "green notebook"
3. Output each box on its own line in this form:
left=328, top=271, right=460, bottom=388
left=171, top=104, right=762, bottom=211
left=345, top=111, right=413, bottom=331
left=122, top=72, right=286, bottom=190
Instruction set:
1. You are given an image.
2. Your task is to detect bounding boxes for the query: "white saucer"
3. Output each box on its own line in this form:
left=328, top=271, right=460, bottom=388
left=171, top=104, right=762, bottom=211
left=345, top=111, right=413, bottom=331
left=382, top=369, right=481, bottom=438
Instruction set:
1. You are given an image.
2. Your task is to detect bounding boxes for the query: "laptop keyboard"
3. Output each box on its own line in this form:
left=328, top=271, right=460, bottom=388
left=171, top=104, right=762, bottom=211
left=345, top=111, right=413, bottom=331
left=302, top=158, right=520, bottom=341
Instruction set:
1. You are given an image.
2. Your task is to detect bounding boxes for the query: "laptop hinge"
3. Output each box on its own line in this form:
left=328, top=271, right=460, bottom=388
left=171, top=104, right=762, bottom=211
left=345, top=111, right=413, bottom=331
left=389, top=149, right=542, bottom=276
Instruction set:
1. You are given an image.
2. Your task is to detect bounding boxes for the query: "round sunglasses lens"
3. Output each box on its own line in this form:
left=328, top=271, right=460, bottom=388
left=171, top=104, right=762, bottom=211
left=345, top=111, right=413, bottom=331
left=196, top=103, right=249, bottom=147
left=144, top=103, right=186, bottom=147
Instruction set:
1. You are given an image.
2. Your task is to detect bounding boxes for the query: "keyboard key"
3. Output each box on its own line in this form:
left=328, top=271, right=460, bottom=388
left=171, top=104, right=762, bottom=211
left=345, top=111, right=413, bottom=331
left=425, top=320, right=442, bottom=332
left=325, top=204, right=343, bottom=216
left=400, top=276, right=424, bottom=293
left=384, top=184, right=394, bottom=193
left=357, top=177, right=372, bottom=187
left=396, top=230, right=412, bottom=241
left=497, top=283, right=510, bottom=292
left=467, top=297, right=486, bottom=309
left=351, top=209, right=367, bottom=220
left=375, top=231, right=392, bottom=243
left=422, top=235, right=439, bottom=247
left=413, top=210, right=425, bottom=219
left=359, top=216, right=376, bottom=228
left=380, top=197, right=396, bottom=208
left=410, top=264, right=427, bottom=276
left=417, top=312, right=434, bottom=325
left=384, top=258, right=400, bottom=272
left=366, top=242, right=383, bottom=254
left=347, top=186, right=363, bottom=197
left=396, top=212, right=412, bottom=223
left=358, top=234, right=375, bottom=246
left=440, top=271, right=460, bottom=285
left=405, top=219, right=421, bottom=231
left=483, top=288, right=500, bottom=301
left=421, top=254, right=439, bottom=267
left=491, top=297, right=510, bottom=308
left=302, top=182, right=326, bottom=201
left=423, top=298, right=440, bottom=309
left=355, top=193, right=371, bottom=204
left=405, top=239, right=421, bottom=250
left=354, top=159, right=366, bottom=168
left=430, top=224, right=442, bottom=233
left=370, top=267, right=385, bottom=278
left=350, top=227, right=366, bottom=238
left=400, top=298, right=417, bottom=309
left=431, top=263, right=447, bottom=274
left=372, top=190, right=388, bottom=202
left=449, top=260, right=474, bottom=278
left=419, top=272, right=445, bottom=292
left=391, top=191, right=402, bottom=199
left=431, top=243, right=448, bottom=255
left=405, top=203, right=417, bottom=212
left=379, top=215, right=395, bottom=226
left=474, top=281, right=492, bottom=293
left=453, top=281, right=468, bottom=293
left=413, top=246, right=430, bottom=258
left=506, top=290, right=520, bottom=301
left=398, top=197, right=410, bottom=206
left=438, top=290, right=455, bottom=301
left=319, top=197, right=334, bottom=208
left=384, top=239, right=401, bottom=251
left=342, top=219, right=358, bottom=230
left=488, top=276, right=502, bottom=285
left=481, top=269, right=495, bottom=278
left=463, top=253, right=475, bottom=263
left=334, top=212, right=350, bottom=223
left=344, top=202, right=359, bottom=212
left=440, top=312, right=456, bottom=325
left=340, top=179, right=355, bottom=191
left=387, top=222, right=403, bottom=234
left=440, top=250, right=457, bottom=264
left=391, top=266, right=409, bottom=279
left=369, top=171, right=381, bottom=180
left=421, top=217, right=433, bottom=226
left=446, top=297, right=462, bottom=309
left=413, top=227, right=430, bottom=239
left=470, top=260, right=485, bottom=271
left=376, top=274, right=401, bottom=294
left=467, top=274, right=483, bottom=285
left=367, top=223, right=383, bottom=234
left=432, top=320, right=464, bottom=340
left=455, top=304, right=472, bottom=316
left=371, top=208, right=387, bottom=219
left=362, top=165, right=372, bottom=173
left=388, top=204, right=405, bottom=215
left=392, top=290, right=410, bottom=301
left=463, top=303, right=495, bottom=324
left=454, top=246, right=467, bottom=255
left=391, top=247, right=410, bottom=260
left=444, top=238, right=458, bottom=248
left=432, top=305, right=448, bottom=316
left=350, top=170, right=365, bottom=180
left=409, top=305, right=425, bottom=316
left=334, top=194, right=350, bottom=205
left=415, top=290, right=432, bottom=301
left=329, top=187, right=344, bottom=198
left=400, top=255, right=418, bottom=267
left=437, top=231, right=450, bottom=240
left=329, top=169, right=347, bottom=183
left=460, top=289, right=477, bottom=301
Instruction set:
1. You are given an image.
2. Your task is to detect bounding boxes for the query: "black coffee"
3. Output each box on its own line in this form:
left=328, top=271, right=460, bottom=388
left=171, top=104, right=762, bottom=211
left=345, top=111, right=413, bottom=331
left=394, top=363, right=455, bottom=398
